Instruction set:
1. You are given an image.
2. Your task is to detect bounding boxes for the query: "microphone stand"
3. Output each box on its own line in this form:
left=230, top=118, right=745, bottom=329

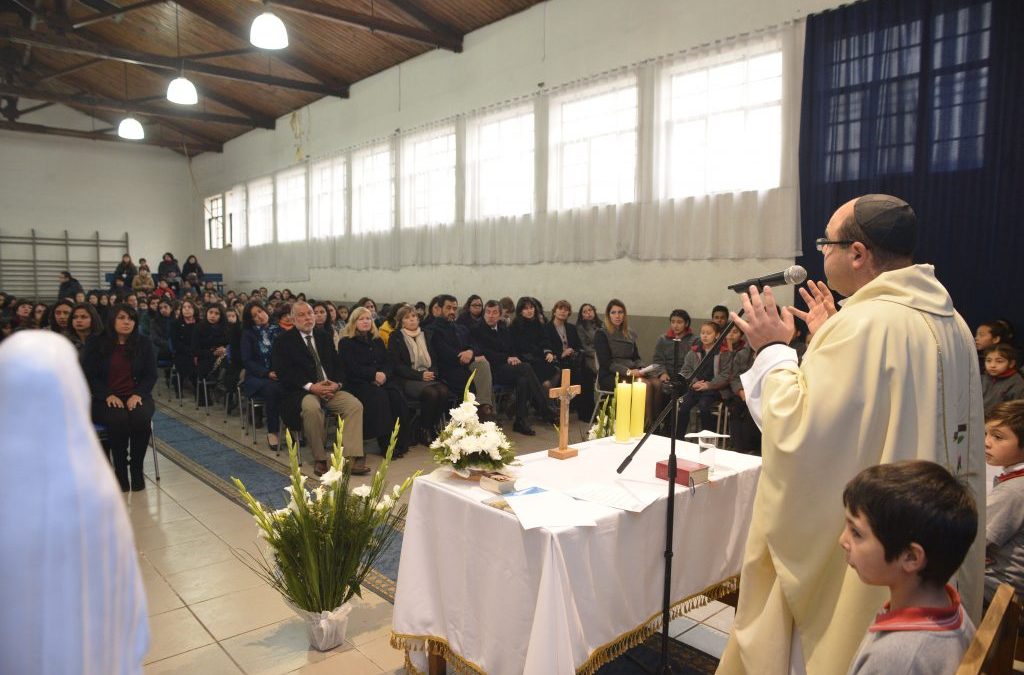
left=616, top=311, right=741, bottom=674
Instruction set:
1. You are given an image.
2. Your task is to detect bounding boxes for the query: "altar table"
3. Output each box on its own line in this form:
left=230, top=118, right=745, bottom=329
left=390, top=435, right=762, bottom=674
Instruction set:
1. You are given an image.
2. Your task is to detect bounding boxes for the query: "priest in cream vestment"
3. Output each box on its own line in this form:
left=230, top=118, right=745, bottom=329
left=717, top=195, right=985, bottom=675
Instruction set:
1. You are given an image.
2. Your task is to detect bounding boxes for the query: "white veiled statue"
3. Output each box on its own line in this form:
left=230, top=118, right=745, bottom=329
left=0, top=331, right=149, bottom=674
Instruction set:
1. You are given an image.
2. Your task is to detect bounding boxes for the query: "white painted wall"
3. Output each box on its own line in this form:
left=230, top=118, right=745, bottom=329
left=190, top=0, right=848, bottom=311
left=0, top=104, right=194, bottom=267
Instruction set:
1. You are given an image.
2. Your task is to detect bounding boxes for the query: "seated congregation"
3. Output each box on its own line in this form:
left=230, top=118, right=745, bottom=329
left=3, top=264, right=1024, bottom=675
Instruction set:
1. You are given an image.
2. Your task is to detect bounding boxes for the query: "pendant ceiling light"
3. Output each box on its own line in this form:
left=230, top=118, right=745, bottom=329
left=117, top=117, right=145, bottom=140
left=167, top=4, right=198, bottom=105
left=167, top=75, right=198, bottom=105
left=250, top=6, right=288, bottom=50
left=118, top=63, right=145, bottom=140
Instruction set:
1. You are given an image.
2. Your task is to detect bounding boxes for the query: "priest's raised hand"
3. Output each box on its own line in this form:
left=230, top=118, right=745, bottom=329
left=730, top=285, right=795, bottom=352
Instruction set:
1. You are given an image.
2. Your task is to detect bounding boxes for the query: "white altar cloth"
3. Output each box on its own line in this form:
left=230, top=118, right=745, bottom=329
left=391, top=435, right=762, bottom=674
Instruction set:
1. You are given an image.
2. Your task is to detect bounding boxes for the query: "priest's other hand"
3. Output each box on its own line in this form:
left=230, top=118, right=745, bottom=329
left=789, top=280, right=836, bottom=337
left=732, top=285, right=795, bottom=352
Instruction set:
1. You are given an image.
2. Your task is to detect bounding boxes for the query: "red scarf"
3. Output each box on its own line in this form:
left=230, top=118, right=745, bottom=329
left=665, top=327, right=693, bottom=339
left=994, top=368, right=1019, bottom=380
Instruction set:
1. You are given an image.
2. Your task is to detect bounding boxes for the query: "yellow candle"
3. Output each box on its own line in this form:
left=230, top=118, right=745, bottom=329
left=630, top=380, right=647, bottom=438
left=614, top=381, right=632, bottom=442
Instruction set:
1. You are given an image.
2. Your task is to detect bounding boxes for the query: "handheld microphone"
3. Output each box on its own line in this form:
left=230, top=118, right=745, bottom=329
left=727, top=265, right=807, bottom=293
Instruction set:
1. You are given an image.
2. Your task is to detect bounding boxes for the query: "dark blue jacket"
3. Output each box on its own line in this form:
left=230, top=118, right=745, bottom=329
left=81, top=335, right=158, bottom=401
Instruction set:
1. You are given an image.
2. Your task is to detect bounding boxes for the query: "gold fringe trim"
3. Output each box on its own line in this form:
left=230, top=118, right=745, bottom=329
left=390, top=632, right=487, bottom=675
left=389, top=575, right=738, bottom=675
left=574, top=575, right=738, bottom=675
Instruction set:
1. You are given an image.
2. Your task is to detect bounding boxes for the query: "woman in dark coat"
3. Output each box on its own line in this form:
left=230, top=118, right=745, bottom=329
left=544, top=299, right=591, bottom=419
left=157, top=252, right=181, bottom=281
left=510, top=296, right=557, bottom=387
left=338, top=307, right=413, bottom=457
left=240, top=301, right=284, bottom=450
left=192, top=302, right=228, bottom=405
left=456, top=295, right=484, bottom=330
left=67, top=302, right=104, bottom=353
left=111, top=254, right=138, bottom=289
left=150, top=299, right=175, bottom=363
left=171, top=299, right=199, bottom=392
left=181, top=254, right=204, bottom=282
left=81, top=303, right=157, bottom=492
left=388, top=305, right=450, bottom=444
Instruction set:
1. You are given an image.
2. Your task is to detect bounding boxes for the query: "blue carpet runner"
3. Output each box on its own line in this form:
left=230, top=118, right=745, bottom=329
left=151, top=405, right=401, bottom=602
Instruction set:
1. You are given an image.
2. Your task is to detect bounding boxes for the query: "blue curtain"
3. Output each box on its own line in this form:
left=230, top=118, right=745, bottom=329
left=797, top=0, right=1024, bottom=332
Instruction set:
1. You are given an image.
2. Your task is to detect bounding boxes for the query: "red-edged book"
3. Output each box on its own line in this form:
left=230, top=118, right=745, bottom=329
left=656, top=459, right=710, bottom=487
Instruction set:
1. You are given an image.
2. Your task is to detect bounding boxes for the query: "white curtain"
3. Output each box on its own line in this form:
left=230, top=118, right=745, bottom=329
left=227, top=21, right=804, bottom=280
left=308, top=156, right=347, bottom=269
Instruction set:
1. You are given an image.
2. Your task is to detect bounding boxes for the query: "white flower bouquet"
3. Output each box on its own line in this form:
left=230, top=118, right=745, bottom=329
left=233, top=421, right=419, bottom=629
left=431, top=372, right=515, bottom=476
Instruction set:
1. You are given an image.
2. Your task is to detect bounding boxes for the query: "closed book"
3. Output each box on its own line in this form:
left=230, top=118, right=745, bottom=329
left=656, top=459, right=709, bottom=487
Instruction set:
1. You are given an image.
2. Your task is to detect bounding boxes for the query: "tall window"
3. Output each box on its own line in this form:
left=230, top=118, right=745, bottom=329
left=466, top=105, right=535, bottom=219
left=401, top=126, right=456, bottom=228
left=226, top=185, right=245, bottom=247
left=549, top=76, right=638, bottom=210
left=275, top=167, right=307, bottom=243
left=203, top=194, right=225, bottom=250
left=351, top=143, right=393, bottom=235
left=825, top=21, right=923, bottom=180
left=247, top=177, right=274, bottom=246
left=310, top=157, right=347, bottom=239
left=663, top=45, right=783, bottom=197
left=930, top=2, right=990, bottom=171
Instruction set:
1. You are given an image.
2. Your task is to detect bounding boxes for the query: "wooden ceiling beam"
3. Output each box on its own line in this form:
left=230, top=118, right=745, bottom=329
left=264, top=0, right=463, bottom=52
left=174, top=0, right=349, bottom=92
left=71, top=0, right=166, bottom=31
left=8, top=0, right=42, bottom=19
left=16, top=100, right=55, bottom=115
left=0, top=118, right=222, bottom=152
left=0, top=82, right=274, bottom=128
left=386, top=0, right=461, bottom=40
left=0, top=26, right=347, bottom=96
left=30, top=56, right=102, bottom=83
left=186, top=47, right=257, bottom=61
left=150, top=116, right=220, bottom=146
left=136, top=63, right=274, bottom=125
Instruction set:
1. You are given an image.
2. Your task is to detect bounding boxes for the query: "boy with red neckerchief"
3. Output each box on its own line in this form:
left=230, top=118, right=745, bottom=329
left=981, top=344, right=1024, bottom=414
left=984, top=400, right=1024, bottom=606
left=840, top=461, right=977, bottom=675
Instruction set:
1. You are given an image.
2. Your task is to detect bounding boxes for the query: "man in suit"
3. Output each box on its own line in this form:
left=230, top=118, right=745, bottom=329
left=271, top=301, right=369, bottom=476
left=430, top=294, right=496, bottom=421
left=472, top=300, right=555, bottom=435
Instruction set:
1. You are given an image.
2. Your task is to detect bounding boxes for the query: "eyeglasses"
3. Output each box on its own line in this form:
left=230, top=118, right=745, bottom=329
left=815, top=237, right=855, bottom=252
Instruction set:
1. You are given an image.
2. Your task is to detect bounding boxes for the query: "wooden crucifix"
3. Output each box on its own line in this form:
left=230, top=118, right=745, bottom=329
left=548, top=368, right=581, bottom=460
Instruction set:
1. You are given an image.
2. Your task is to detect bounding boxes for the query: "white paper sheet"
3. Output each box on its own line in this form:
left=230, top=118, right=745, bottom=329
left=505, top=490, right=599, bottom=530
left=565, top=481, right=659, bottom=512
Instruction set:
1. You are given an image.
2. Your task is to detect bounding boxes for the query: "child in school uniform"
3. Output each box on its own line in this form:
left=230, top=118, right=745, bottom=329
left=840, top=460, right=977, bottom=675
left=983, top=400, right=1024, bottom=606
left=982, top=344, right=1024, bottom=414
left=676, top=321, right=727, bottom=436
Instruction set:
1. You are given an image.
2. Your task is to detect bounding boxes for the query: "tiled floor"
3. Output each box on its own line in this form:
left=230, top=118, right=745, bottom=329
left=132, top=390, right=732, bottom=673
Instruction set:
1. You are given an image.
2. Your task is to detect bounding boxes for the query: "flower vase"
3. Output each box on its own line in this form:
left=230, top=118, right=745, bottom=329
left=286, top=599, right=353, bottom=651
